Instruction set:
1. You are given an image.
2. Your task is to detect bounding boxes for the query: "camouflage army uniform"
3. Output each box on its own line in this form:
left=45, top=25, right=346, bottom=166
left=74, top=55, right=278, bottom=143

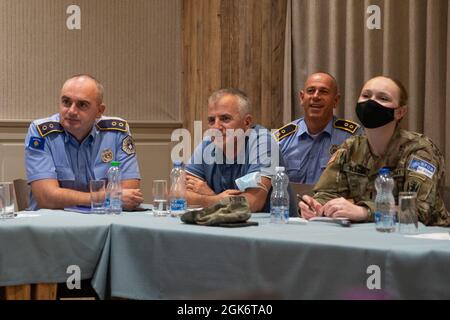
left=313, top=126, right=450, bottom=226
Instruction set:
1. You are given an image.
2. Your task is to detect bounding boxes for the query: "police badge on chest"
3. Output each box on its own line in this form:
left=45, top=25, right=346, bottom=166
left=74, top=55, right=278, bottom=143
left=101, top=149, right=113, bottom=163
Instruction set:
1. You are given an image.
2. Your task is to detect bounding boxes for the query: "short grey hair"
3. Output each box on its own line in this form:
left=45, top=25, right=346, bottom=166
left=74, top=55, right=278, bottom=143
left=67, top=74, right=104, bottom=104
left=208, top=88, right=252, bottom=116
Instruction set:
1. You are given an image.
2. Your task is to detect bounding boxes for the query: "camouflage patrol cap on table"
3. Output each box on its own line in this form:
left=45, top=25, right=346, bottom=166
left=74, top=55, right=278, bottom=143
left=181, top=196, right=251, bottom=226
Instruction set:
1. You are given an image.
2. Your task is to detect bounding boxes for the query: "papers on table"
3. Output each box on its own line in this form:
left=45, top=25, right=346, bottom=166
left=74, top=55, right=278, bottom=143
left=405, top=233, right=450, bottom=240
left=309, top=216, right=351, bottom=227
left=288, top=217, right=308, bottom=225
left=15, top=213, right=41, bottom=218
left=287, top=217, right=351, bottom=226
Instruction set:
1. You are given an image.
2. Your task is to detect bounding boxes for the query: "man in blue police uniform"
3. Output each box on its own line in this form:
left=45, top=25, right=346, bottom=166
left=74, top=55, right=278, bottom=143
left=275, top=72, right=363, bottom=184
left=25, top=74, right=143, bottom=210
left=185, top=88, right=297, bottom=216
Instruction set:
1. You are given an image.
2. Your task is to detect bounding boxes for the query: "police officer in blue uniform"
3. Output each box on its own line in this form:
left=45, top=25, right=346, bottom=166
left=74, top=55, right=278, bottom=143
left=275, top=72, right=363, bottom=184
left=185, top=88, right=298, bottom=216
left=25, top=74, right=143, bottom=210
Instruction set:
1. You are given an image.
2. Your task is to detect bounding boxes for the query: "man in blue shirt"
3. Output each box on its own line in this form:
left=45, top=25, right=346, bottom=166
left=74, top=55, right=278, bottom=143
left=185, top=88, right=297, bottom=215
left=275, top=72, right=363, bottom=184
left=25, top=74, right=143, bottom=210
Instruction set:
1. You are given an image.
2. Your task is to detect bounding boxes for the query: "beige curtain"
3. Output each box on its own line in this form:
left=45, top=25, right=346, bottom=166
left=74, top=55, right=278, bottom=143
left=285, top=0, right=450, bottom=185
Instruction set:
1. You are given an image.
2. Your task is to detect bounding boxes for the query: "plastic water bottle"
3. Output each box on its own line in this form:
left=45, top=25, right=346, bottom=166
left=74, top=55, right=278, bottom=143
left=374, top=167, right=396, bottom=232
left=105, top=161, right=122, bottom=215
left=270, top=166, right=290, bottom=224
left=169, top=161, right=187, bottom=216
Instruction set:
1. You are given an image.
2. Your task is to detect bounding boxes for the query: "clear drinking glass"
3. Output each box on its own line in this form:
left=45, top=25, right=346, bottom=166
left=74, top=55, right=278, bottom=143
left=90, top=180, right=106, bottom=214
left=0, top=182, right=16, bottom=219
left=398, top=192, right=419, bottom=234
left=152, top=180, right=168, bottom=216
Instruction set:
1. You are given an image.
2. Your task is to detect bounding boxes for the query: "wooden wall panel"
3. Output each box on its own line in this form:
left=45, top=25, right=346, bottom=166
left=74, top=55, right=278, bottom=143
left=0, top=0, right=181, bottom=123
left=183, top=0, right=288, bottom=135
left=0, top=142, right=26, bottom=182
left=134, top=142, right=172, bottom=202
left=265, top=0, right=288, bottom=128
left=182, top=0, right=222, bottom=134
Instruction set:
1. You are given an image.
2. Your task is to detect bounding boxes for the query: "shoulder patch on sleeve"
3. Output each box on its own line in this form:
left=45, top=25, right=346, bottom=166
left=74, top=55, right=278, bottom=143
left=96, top=119, right=128, bottom=132
left=274, top=123, right=298, bottom=141
left=122, top=135, right=136, bottom=155
left=407, top=156, right=436, bottom=179
left=327, top=148, right=346, bottom=165
left=28, top=136, right=46, bottom=150
left=37, top=121, right=64, bottom=137
left=333, top=118, right=360, bottom=134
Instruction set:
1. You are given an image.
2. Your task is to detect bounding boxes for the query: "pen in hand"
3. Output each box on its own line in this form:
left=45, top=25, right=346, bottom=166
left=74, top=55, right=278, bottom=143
left=297, top=194, right=318, bottom=215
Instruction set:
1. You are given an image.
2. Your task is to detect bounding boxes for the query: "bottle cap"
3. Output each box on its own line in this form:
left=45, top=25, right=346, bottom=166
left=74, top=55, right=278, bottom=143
left=275, top=166, right=285, bottom=172
left=173, top=160, right=183, bottom=167
left=378, top=167, right=390, bottom=175
left=111, top=161, right=120, bottom=167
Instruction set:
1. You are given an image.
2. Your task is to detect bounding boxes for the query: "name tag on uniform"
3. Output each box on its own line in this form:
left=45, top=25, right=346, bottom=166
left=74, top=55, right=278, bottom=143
left=407, top=156, right=436, bottom=179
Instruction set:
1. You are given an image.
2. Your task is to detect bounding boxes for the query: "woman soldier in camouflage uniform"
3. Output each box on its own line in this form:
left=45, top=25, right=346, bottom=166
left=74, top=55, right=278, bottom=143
left=299, top=76, right=449, bottom=226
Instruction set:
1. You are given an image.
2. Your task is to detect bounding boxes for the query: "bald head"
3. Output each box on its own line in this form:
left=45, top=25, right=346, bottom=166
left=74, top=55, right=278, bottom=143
left=59, top=74, right=106, bottom=142
left=299, top=72, right=341, bottom=134
left=304, top=72, right=338, bottom=95
left=63, top=74, right=104, bottom=104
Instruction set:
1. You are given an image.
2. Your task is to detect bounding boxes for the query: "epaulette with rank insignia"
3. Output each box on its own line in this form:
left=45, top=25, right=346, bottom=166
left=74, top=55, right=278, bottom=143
left=274, top=123, right=298, bottom=141
left=96, top=119, right=128, bottom=133
left=37, top=121, right=64, bottom=137
left=333, top=118, right=360, bottom=135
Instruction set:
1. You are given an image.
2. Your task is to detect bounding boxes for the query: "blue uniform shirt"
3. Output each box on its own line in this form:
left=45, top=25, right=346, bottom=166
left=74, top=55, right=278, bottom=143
left=25, top=113, right=141, bottom=210
left=186, top=124, right=298, bottom=216
left=277, top=116, right=363, bottom=184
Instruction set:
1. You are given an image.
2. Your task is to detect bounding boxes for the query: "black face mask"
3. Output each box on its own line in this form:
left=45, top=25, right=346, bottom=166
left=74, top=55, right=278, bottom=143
left=356, top=99, right=396, bottom=129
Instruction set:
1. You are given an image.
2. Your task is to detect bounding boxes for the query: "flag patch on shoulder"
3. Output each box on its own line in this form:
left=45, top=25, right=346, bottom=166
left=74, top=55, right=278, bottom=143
left=28, top=136, right=45, bottom=150
left=407, top=156, right=436, bottom=179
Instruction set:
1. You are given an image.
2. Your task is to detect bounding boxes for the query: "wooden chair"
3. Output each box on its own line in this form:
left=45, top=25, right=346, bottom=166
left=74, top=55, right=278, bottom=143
left=289, top=183, right=314, bottom=198
left=13, top=179, right=30, bottom=211
left=289, top=183, right=314, bottom=217
left=1, top=283, right=57, bottom=300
